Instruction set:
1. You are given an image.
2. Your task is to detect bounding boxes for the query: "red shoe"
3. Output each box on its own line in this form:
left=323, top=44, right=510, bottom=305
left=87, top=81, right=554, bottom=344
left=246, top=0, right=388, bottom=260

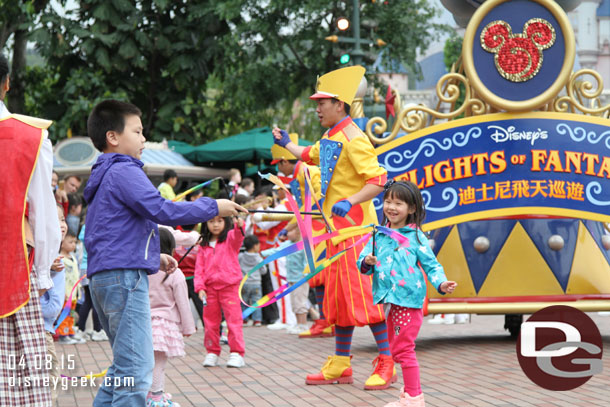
left=364, top=354, right=397, bottom=390
left=305, top=355, right=353, bottom=385
left=298, top=319, right=335, bottom=339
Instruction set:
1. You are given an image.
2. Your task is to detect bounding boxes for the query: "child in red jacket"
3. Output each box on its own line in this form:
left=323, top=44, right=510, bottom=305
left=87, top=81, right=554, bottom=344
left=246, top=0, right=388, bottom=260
left=195, top=216, right=246, bottom=368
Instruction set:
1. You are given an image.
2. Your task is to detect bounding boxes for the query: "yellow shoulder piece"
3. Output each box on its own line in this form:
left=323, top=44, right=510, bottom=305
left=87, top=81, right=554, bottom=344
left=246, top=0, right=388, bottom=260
left=9, top=114, right=52, bottom=130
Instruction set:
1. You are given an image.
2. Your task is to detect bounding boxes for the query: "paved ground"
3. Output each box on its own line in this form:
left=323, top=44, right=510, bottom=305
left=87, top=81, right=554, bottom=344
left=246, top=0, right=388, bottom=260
left=56, top=313, right=610, bottom=407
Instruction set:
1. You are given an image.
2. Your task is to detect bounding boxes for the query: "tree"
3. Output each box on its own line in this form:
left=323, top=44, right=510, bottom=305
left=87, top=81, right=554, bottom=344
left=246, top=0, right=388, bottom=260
left=0, top=0, right=52, bottom=113
left=25, top=0, right=448, bottom=144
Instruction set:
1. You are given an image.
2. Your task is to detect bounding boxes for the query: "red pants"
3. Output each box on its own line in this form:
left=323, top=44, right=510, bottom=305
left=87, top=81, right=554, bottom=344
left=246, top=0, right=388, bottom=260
left=203, top=284, right=245, bottom=356
left=387, top=305, right=423, bottom=397
left=323, top=235, right=385, bottom=327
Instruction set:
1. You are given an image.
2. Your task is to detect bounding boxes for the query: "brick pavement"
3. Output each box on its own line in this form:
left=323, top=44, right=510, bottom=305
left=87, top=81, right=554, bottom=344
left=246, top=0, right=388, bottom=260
left=56, top=314, right=610, bottom=407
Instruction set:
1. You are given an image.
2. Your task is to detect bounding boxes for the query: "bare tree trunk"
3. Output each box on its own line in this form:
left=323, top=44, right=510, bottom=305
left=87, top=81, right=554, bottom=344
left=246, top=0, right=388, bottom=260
left=8, top=28, right=26, bottom=113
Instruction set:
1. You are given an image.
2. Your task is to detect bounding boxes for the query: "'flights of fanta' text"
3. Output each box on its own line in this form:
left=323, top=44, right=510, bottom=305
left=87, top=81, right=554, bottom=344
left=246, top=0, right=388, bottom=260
left=397, top=150, right=610, bottom=189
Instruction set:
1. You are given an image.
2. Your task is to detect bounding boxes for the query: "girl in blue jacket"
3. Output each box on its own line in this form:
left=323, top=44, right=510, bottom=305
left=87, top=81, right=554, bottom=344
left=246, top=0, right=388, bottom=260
left=358, top=180, right=457, bottom=407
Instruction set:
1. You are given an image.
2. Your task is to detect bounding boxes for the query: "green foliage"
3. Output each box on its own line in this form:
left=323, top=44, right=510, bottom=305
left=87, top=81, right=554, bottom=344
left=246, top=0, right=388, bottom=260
left=443, top=31, right=465, bottom=117
left=443, top=32, right=462, bottom=71
left=15, top=0, right=448, bottom=145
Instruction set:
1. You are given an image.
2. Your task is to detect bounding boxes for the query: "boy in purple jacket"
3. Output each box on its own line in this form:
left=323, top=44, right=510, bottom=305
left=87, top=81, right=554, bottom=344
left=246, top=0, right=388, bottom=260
left=83, top=100, right=245, bottom=407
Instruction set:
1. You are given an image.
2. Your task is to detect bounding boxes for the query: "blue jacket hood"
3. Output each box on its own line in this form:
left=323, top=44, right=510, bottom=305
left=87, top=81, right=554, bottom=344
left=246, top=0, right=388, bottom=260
left=84, top=153, right=140, bottom=205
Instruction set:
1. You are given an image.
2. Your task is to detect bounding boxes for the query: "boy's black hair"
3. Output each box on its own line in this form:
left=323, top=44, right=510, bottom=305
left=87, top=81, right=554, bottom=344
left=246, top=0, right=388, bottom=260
left=87, top=100, right=142, bottom=152
left=163, top=169, right=177, bottom=181
left=0, top=54, right=8, bottom=84
left=159, top=227, right=176, bottom=256
left=64, top=230, right=77, bottom=240
left=330, top=98, right=351, bottom=115
left=67, top=193, right=82, bottom=210
left=200, top=217, right=233, bottom=247
left=382, top=179, right=426, bottom=242
left=243, top=235, right=260, bottom=251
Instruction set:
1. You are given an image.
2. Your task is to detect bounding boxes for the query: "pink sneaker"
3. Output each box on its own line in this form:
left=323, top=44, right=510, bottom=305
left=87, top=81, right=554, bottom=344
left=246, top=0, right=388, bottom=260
left=384, top=390, right=425, bottom=407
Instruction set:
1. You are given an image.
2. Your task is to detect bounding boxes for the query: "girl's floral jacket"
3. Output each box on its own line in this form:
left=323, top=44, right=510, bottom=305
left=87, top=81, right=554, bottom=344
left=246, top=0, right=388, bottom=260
left=357, top=225, right=448, bottom=309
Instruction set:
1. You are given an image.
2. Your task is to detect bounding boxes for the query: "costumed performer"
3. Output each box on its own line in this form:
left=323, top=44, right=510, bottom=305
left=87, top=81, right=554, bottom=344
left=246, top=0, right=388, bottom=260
left=272, top=65, right=395, bottom=390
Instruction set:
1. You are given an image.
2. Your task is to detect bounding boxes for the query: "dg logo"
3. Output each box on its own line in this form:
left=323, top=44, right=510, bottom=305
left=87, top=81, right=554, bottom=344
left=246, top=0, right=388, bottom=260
left=462, top=0, right=575, bottom=111
left=516, top=305, right=603, bottom=391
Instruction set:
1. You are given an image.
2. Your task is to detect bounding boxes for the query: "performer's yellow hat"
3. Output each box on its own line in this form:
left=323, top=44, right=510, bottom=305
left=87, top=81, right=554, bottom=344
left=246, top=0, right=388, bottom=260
left=309, top=65, right=365, bottom=106
left=271, top=133, right=298, bottom=164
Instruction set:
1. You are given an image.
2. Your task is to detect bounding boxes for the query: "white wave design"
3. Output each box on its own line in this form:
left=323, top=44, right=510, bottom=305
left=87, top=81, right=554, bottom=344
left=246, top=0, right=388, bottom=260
left=382, top=127, right=483, bottom=172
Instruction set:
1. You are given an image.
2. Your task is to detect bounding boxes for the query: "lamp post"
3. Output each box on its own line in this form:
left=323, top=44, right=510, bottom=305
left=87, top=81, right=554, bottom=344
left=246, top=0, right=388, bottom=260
left=325, top=0, right=386, bottom=66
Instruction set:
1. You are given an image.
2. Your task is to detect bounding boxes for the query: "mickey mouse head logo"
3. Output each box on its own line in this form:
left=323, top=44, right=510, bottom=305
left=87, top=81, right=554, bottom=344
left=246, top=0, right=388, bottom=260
left=480, top=18, right=556, bottom=83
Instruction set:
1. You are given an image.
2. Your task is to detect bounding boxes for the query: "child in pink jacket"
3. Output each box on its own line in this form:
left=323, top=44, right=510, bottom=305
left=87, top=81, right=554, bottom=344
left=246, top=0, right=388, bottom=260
left=147, top=228, right=196, bottom=407
left=195, top=215, right=246, bottom=368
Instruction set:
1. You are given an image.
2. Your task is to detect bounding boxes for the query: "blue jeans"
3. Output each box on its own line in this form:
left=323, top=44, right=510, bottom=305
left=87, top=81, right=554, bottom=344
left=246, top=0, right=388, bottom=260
left=241, top=284, right=262, bottom=322
left=90, top=269, right=153, bottom=407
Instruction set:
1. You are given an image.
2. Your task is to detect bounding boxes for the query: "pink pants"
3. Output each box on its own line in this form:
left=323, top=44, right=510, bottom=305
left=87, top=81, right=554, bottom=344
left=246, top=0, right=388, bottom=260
left=203, top=284, right=245, bottom=356
left=387, top=305, right=423, bottom=397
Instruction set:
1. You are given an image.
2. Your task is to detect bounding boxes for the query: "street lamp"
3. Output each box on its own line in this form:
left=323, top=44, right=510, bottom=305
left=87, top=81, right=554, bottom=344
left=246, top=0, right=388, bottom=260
left=337, top=17, right=350, bottom=31
left=325, top=0, right=385, bottom=66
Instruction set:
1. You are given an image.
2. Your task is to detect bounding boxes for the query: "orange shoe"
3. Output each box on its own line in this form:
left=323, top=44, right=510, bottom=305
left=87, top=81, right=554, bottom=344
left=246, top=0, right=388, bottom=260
left=305, top=355, right=353, bottom=385
left=364, top=354, right=397, bottom=390
left=298, top=319, right=335, bottom=339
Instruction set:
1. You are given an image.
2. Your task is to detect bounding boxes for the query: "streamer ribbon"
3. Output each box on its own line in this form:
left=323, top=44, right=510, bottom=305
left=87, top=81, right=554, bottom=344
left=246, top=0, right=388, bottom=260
left=172, top=177, right=221, bottom=202
left=54, top=274, right=87, bottom=331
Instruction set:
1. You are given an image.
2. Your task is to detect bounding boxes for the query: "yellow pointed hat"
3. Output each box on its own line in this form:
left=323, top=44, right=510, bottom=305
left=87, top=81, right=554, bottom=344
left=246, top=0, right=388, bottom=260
left=310, top=65, right=365, bottom=105
left=271, top=133, right=298, bottom=164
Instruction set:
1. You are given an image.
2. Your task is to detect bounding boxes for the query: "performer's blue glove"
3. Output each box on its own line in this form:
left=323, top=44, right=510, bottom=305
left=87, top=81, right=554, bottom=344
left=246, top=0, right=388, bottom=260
left=274, top=129, right=291, bottom=147
left=331, top=199, right=352, bottom=217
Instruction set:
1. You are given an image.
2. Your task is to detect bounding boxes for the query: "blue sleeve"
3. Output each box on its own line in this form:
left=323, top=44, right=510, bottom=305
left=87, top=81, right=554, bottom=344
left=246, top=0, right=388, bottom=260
left=113, top=164, right=219, bottom=226
left=357, top=237, right=374, bottom=275
left=78, top=226, right=87, bottom=270
left=40, top=270, right=66, bottom=322
left=414, top=230, right=447, bottom=293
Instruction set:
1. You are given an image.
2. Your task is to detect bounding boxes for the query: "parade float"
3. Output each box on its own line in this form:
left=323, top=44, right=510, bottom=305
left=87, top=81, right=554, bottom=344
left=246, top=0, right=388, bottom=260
left=357, top=0, right=610, bottom=336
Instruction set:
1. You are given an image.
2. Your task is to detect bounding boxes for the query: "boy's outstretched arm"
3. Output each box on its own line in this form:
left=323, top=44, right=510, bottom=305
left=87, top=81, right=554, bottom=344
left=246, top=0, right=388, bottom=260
left=116, top=166, right=245, bottom=225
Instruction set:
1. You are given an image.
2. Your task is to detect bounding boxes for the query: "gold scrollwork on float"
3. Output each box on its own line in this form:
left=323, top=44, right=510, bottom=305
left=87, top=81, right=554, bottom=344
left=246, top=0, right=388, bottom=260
left=365, top=72, right=486, bottom=145
left=553, top=69, right=610, bottom=118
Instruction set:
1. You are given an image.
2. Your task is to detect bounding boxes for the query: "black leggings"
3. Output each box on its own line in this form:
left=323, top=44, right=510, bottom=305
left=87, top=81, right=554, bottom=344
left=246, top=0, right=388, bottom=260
left=77, top=285, right=102, bottom=332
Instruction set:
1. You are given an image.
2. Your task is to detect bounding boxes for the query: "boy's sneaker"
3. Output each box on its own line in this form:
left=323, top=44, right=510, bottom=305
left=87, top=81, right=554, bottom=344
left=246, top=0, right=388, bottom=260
left=220, top=334, right=229, bottom=344
left=253, top=321, right=262, bottom=327
left=70, top=335, right=87, bottom=344
left=91, top=330, right=109, bottom=341
left=244, top=320, right=254, bottom=327
left=58, top=336, right=78, bottom=345
left=202, top=353, right=219, bottom=367
left=226, top=352, right=245, bottom=368
left=73, top=328, right=87, bottom=340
